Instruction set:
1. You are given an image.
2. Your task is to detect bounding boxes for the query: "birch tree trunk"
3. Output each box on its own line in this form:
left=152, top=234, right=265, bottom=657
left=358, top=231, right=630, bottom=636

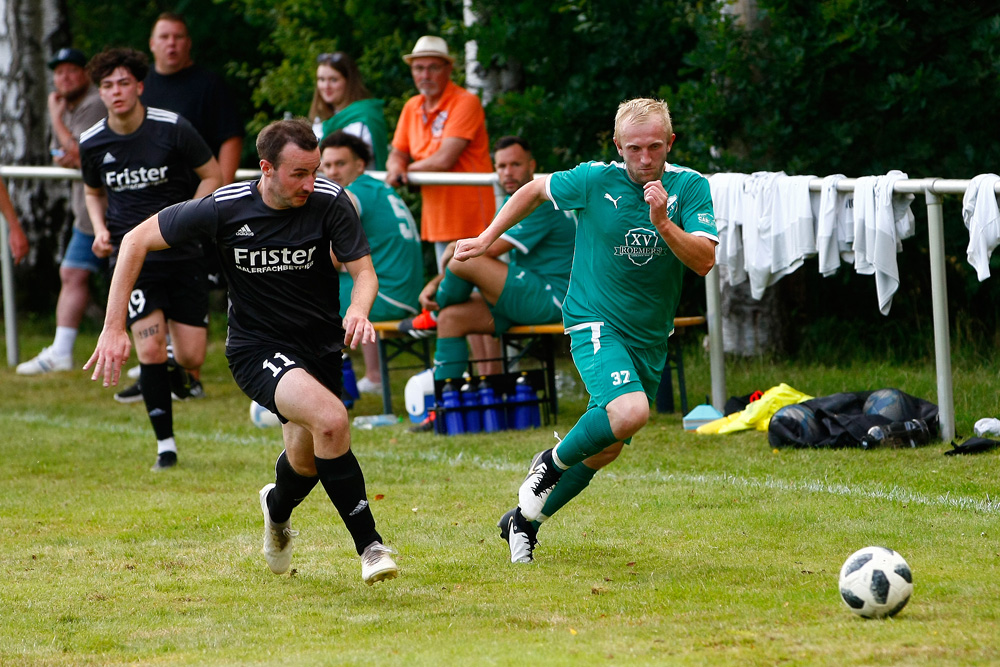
left=0, top=0, right=74, bottom=304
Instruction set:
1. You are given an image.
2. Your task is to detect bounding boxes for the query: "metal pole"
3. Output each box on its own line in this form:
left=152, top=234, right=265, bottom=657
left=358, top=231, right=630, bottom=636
left=924, top=183, right=955, bottom=441
left=0, top=212, right=17, bottom=366
left=705, top=266, right=726, bottom=410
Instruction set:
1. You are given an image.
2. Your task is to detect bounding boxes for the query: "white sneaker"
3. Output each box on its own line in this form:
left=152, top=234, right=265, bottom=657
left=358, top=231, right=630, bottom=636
left=356, top=376, right=383, bottom=395
left=361, top=541, right=398, bottom=585
left=518, top=449, right=563, bottom=522
left=498, top=507, right=537, bottom=563
left=259, top=483, right=298, bottom=574
left=16, top=347, right=73, bottom=375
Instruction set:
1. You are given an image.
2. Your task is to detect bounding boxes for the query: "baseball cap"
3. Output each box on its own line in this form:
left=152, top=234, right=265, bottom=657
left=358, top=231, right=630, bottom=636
left=48, top=48, right=87, bottom=70
left=403, top=36, right=454, bottom=65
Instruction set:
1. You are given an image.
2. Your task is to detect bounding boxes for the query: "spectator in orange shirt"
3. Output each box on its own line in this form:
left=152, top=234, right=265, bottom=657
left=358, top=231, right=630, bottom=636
left=385, top=35, right=495, bottom=268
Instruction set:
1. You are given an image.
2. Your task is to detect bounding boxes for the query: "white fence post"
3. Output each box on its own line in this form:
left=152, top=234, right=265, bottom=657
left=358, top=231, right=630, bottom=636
left=924, top=182, right=955, bottom=441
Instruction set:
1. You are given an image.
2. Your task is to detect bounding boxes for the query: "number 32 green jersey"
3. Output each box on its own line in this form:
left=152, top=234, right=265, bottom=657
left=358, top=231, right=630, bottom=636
left=546, top=161, right=718, bottom=347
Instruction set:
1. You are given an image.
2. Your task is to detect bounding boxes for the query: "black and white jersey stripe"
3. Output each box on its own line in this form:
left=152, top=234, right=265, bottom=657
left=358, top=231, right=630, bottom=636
left=214, top=182, right=253, bottom=202
left=79, top=119, right=106, bottom=145
left=146, top=107, right=180, bottom=124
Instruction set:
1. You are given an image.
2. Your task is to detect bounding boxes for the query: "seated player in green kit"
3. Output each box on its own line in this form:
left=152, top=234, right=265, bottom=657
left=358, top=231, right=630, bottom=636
left=399, top=135, right=576, bottom=400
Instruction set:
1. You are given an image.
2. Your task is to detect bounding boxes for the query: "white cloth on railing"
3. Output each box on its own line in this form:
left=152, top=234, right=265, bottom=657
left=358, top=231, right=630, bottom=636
left=709, top=173, right=749, bottom=287
left=851, top=170, right=914, bottom=314
left=742, top=171, right=786, bottom=299
left=961, top=173, right=1000, bottom=282
left=816, top=174, right=849, bottom=275
left=771, top=174, right=818, bottom=281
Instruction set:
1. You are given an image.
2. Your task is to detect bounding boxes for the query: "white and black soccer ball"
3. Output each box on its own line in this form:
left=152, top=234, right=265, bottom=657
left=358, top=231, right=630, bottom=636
left=838, top=546, right=913, bottom=618
left=249, top=400, right=281, bottom=428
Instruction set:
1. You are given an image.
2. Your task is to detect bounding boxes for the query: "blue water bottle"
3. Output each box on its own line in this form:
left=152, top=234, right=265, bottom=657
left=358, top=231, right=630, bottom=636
left=461, top=381, right=482, bottom=433
left=512, top=372, right=539, bottom=430
left=341, top=354, right=359, bottom=408
left=478, top=376, right=504, bottom=432
left=441, top=379, right=465, bottom=435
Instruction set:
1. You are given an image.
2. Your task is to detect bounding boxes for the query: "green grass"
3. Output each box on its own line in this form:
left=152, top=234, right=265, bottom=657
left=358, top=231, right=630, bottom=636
left=3, top=326, right=1000, bottom=666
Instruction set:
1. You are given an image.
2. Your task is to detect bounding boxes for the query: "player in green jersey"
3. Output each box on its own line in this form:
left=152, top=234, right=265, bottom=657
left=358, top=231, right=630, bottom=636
left=454, top=99, right=719, bottom=563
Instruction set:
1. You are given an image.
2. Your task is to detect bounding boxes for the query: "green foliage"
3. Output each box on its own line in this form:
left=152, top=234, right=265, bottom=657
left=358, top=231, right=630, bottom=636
left=233, top=0, right=465, bottom=137
left=672, top=0, right=1000, bottom=177
left=470, top=0, right=704, bottom=168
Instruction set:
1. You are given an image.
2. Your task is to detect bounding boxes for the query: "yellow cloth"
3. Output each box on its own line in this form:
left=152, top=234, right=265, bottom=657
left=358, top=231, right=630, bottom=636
left=696, top=383, right=813, bottom=434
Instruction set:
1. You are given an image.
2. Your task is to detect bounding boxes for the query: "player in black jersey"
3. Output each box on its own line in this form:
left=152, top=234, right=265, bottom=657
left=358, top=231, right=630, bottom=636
left=86, top=118, right=399, bottom=585
left=80, top=48, right=222, bottom=471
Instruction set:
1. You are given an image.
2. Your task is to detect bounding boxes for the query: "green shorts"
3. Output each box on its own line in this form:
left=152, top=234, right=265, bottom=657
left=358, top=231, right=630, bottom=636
left=567, top=322, right=668, bottom=410
left=339, top=274, right=418, bottom=322
left=490, top=266, right=564, bottom=335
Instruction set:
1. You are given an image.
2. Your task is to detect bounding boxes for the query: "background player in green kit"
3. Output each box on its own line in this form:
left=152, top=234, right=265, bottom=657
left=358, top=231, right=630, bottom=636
left=402, top=135, right=576, bottom=384
left=320, top=131, right=423, bottom=394
left=454, top=99, right=719, bottom=563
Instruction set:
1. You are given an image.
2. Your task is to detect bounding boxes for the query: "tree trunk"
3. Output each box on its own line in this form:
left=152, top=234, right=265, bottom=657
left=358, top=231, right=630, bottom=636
left=0, top=0, right=74, bottom=307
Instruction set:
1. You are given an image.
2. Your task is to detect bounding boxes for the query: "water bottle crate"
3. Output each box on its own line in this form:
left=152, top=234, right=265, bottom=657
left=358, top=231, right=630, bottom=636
left=431, top=370, right=552, bottom=435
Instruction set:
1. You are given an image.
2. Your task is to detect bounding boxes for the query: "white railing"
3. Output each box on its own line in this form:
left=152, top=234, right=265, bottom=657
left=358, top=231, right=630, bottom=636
left=2, top=165, right=994, bottom=440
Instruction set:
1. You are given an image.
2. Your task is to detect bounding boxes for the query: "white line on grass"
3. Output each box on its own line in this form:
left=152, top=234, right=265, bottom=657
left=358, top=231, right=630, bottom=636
left=8, top=410, right=997, bottom=514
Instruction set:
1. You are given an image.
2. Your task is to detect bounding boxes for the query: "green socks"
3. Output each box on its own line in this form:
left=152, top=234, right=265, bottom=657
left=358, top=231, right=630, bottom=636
left=435, top=267, right=474, bottom=309
left=553, top=407, right=618, bottom=468
left=532, top=463, right=598, bottom=529
left=433, top=336, right=469, bottom=381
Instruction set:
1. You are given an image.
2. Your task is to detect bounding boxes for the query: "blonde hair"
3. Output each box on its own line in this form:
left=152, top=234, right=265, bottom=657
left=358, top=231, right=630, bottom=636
left=613, top=98, right=672, bottom=143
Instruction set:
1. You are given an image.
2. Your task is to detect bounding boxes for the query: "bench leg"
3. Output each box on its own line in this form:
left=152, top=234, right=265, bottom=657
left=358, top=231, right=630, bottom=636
left=377, top=334, right=392, bottom=415
left=656, top=344, right=689, bottom=414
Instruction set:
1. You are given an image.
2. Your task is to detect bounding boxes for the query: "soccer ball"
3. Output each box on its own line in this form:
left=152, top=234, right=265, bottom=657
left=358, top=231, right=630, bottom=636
left=863, top=388, right=913, bottom=422
left=249, top=400, right=281, bottom=428
left=771, top=403, right=821, bottom=444
left=838, top=546, right=913, bottom=618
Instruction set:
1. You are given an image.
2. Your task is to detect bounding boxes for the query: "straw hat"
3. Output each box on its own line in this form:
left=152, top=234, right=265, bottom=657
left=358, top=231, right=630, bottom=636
left=403, top=36, right=455, bottom=65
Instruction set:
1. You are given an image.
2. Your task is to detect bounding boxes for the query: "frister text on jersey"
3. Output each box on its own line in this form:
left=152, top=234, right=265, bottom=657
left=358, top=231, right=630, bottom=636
left=233, top=246, right=317, bottom=273
left=104, top=166, right=170, bottom=190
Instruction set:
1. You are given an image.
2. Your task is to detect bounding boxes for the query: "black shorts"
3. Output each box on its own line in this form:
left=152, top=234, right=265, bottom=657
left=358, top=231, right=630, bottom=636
left=126, top=259, right=209, bottom=328
left=227, top=345, right=344, bottom=424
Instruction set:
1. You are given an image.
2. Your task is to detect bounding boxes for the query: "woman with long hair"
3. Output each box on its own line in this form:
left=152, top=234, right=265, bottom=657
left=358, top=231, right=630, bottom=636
left=308, top=52, right=388, bottom=170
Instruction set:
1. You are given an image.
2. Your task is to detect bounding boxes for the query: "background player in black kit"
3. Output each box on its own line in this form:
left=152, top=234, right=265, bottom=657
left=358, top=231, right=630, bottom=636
left=85, top=119, right=399, bottom=586
left=80, top=47, right=222, bottom=471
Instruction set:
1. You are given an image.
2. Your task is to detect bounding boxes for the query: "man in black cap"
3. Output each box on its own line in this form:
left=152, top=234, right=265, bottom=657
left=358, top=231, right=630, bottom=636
left=17, top=48, right=107, bottom=376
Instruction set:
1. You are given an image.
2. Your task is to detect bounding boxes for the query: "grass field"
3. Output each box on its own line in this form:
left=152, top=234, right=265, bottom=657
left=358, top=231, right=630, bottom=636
left=3, top=325, right=1000, bottom=666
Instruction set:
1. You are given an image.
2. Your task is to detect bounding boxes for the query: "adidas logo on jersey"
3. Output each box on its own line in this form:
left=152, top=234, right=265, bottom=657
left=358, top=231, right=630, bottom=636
left=102, top=152, right=116, bottom=164
left=235, top=224, right=254, bottom=237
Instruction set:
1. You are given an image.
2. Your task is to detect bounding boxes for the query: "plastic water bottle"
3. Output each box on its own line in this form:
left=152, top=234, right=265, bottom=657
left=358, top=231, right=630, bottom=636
left=441, top=379, right=464, bottom=435
left=341, top=354, right=359, bottom=407
left=862, top=419, right=931, bottom=449
left=512, top=373, right=540, bottom=430
left=478, top=376, right=504, bottom=432
left=460, top=381, right=482, bottom=433
left=353, top=414, right=398, bottom=430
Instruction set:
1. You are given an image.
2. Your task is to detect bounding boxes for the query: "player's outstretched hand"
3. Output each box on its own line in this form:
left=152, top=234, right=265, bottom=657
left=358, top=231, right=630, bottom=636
left=453, top=236, right=489, bottom=262
left=84, top=328, right=131, bottom=388
left=343, top=308, right=376, bottom=350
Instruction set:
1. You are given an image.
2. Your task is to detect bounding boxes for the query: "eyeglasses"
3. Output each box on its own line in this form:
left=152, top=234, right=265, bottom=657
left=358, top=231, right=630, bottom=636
left=411, top=63, right=446, bottom=75
left=317, top=53, right=344, bottom=65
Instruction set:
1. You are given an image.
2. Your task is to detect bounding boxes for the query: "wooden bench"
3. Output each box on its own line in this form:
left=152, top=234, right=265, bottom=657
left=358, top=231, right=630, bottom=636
left=370, top=316, right=707, bottom=418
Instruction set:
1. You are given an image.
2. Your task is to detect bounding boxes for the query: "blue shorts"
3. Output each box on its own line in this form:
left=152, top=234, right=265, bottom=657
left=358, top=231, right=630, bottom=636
left=61, top=229, right=106, bottom=274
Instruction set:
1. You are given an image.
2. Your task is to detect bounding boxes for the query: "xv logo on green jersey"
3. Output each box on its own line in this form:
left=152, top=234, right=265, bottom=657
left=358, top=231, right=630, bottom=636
left=614, top=227, right=666, bottom=266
